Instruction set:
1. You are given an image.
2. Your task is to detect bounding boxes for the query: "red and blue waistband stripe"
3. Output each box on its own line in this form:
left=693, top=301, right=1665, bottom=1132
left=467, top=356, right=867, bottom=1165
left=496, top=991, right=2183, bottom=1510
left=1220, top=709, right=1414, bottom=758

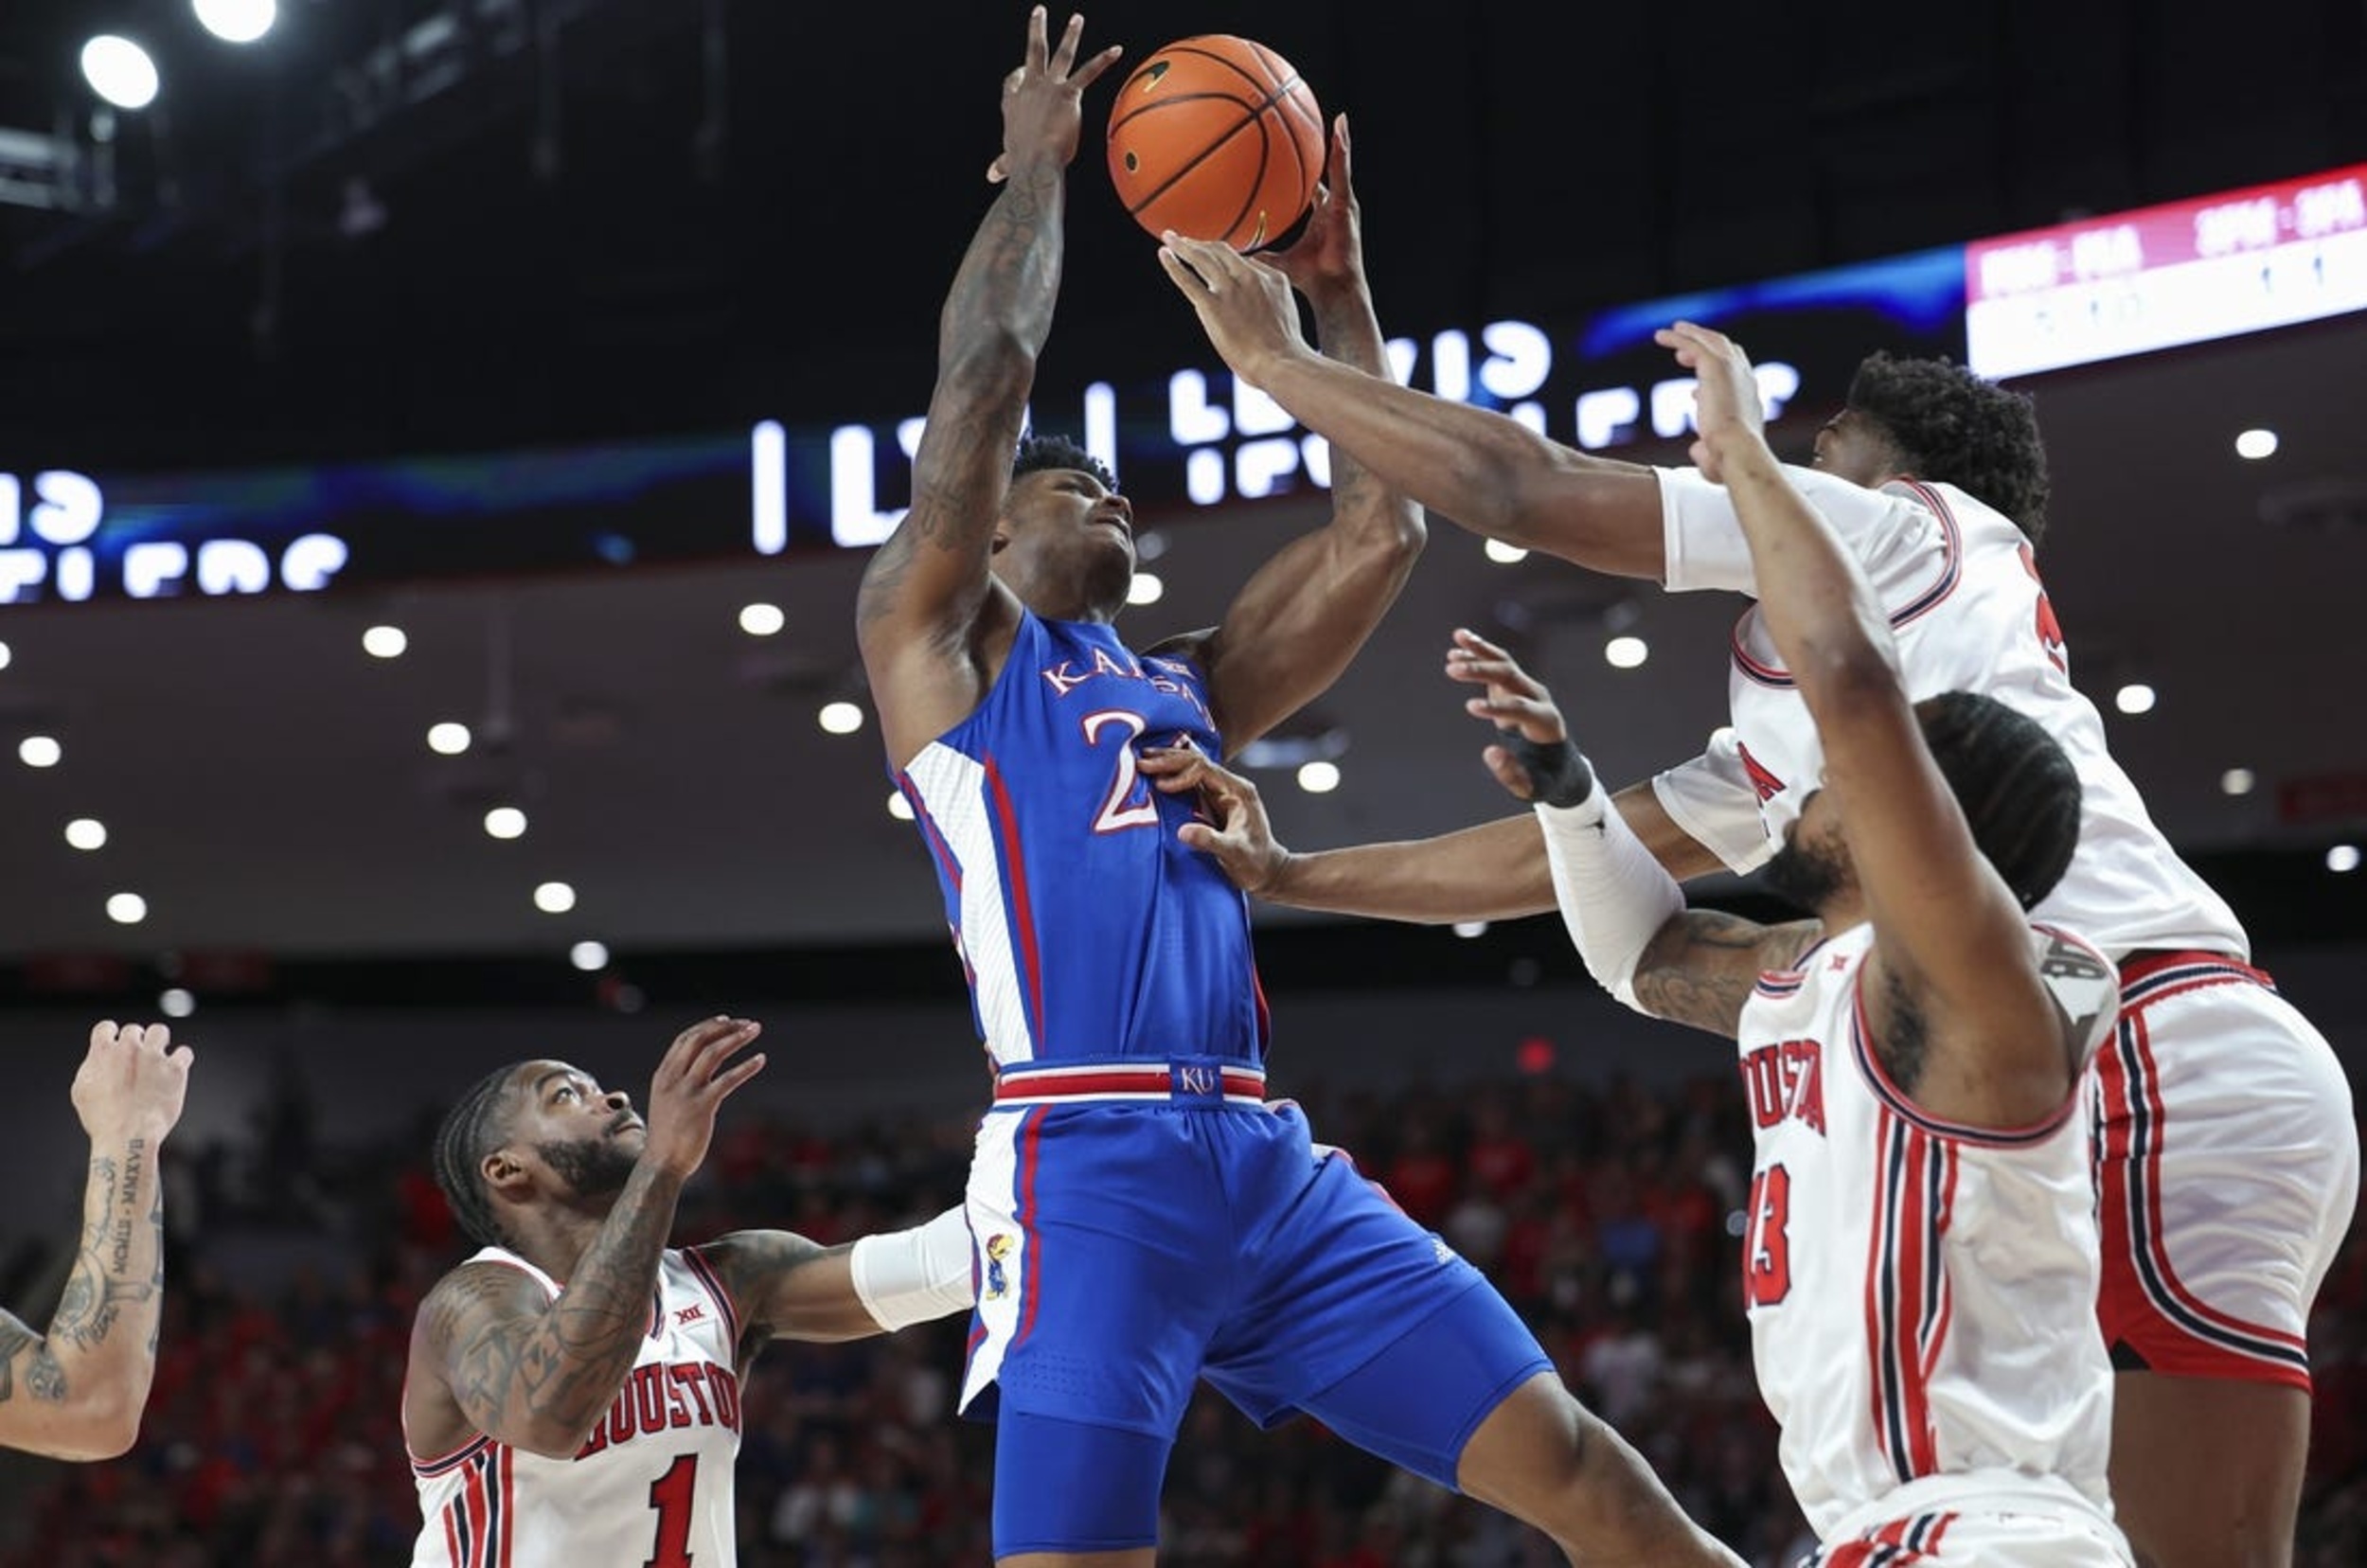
left=2117, top=950, right=2274, bottom=1013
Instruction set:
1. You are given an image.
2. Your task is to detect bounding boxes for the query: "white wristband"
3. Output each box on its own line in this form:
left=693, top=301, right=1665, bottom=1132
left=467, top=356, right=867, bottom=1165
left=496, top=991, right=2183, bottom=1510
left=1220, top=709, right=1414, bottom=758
left=848, top=1205, right=976, bottom=1332
left=1535, top=786, right=1686, bottom=1014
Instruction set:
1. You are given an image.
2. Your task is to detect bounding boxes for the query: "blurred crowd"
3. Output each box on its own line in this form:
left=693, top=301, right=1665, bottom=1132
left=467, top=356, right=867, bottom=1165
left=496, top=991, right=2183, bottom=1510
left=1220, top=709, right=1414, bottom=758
left=2, top=1062, right=2361, bottom=1566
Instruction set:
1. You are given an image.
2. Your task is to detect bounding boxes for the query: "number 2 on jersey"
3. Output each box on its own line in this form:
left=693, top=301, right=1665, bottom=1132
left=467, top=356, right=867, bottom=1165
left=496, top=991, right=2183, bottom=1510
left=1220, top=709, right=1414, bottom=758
left=2018, top=544, right=2068, bottom=673
left=1743, top=1164, right=1793, bottom=1307
left=646, top=1453, right=699, bottom=1568
left=1082, top=709, right=1161, bottom=833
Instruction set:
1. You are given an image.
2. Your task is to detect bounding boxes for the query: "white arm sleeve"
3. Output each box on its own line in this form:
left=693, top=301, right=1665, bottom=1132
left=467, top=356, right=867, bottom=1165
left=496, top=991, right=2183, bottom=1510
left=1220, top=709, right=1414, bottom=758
left=1536, top=786, right=1688, bottom=1014
left=848, top=1205, right=975, bottom=1332
left=1650, top=734, right=1777, bottom=875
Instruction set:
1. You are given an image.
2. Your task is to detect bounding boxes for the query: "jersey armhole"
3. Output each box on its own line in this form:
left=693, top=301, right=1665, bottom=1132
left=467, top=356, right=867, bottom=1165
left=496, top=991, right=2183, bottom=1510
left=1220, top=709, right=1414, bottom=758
left=1846, top=966, right=2085, bottom=1149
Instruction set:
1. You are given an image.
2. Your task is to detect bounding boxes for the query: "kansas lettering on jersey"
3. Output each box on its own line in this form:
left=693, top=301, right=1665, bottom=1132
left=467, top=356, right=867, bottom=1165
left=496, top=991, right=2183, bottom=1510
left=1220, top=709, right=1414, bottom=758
left=408, top=1246, right=743, bottom=1568
left=1659, top=464, right=2248, bottom=959
left=1738, top=921, right=2120, bottom=1541
left=897, top=612, right=1268, bottom=1068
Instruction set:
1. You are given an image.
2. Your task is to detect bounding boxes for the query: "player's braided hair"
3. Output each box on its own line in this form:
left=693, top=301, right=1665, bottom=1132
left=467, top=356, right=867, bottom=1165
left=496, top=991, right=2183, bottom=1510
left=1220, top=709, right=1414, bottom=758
left=431, top=1062, right=530, bottom=1250
left=1846, top=354, right=2052, bottom=544
left=1011, top=431, right=1117, bottom=493
left=1914, top=691, right=2082, bottom=911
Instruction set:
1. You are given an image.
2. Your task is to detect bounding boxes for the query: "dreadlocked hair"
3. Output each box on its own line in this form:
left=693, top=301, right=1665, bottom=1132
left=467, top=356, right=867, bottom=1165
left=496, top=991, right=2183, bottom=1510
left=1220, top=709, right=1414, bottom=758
left=1011, top=431, right=1117, bottom=492
left=432, top=1062, right=530, bottom=1250
left=1913, top=691, right=2082, bottom=910
left=1847, top=353, right=2052, bottom=543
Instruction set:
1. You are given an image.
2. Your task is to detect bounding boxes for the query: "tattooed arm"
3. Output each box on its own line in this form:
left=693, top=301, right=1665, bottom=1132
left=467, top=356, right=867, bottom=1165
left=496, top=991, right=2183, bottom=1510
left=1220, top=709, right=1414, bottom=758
left=695, top=1205, right=976, bottom=1371
left=407, top=1165, right=686, bottom=1460
left=405, top=1016, right=767, bottom=1460
left=0, top=1023, right=192, bottom=1461
left=855, top=10, right=1122, bottom=772
left=1629, top=913, right=1827, bottom=1039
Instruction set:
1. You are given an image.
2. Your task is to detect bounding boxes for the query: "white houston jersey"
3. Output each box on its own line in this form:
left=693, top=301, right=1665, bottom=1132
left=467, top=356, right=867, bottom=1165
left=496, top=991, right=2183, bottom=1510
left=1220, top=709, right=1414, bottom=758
left=408, top=1246, right=745, bottom=1568
left=1737, top=919, right=2121, bottom=1541
left=1656, top=464, right=2248, bottom=959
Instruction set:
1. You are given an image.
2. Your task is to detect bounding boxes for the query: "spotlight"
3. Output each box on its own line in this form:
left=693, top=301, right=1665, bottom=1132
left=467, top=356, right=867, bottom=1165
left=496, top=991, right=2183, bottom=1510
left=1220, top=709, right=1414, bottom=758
left=1127, top=573, right=1166, bottom=606
left=1604, top=635, right=1649, bottom=669
left=569, top=940, right=610, bottom=971
left=80, top=37, right=160, bottom=111
left=106, top=892, right=148, bottom=925
left=363, top=624, right=408, bottom=658
left=158, top=988, right=196, bottom=1019
left=1485, top=540, right=1529, bottom=564
left=192, top=0, right=277, bottom=45
left=2234, top=428, right=2279, bottom=460
left=818, top=702, right=865, bottom=736
left=19, top=736, right=62, bottom=768
left=739, top=603, right=785, bottom=636
left=1296, top=760, right=1342, bottom=794
left=64, top=818, right=107, bottom=850
left=2219, top=768, right=2255, bottom=796
left=2330, top=846, right=2361, bottom=875
left=2112, top=684, right=2156, bottom=716
left=483, top=806, right=527, bottom=840
left=427, top=722, right=472, bottom=756
left=887, top=791, right=915, bottom=821
left=534, top=881, right=578, bottom=914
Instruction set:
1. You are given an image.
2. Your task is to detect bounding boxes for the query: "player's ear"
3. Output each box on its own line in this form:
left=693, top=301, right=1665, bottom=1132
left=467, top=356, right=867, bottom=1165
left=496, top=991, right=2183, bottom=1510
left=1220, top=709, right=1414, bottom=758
left=480, top=1148, right=531, bottom=1196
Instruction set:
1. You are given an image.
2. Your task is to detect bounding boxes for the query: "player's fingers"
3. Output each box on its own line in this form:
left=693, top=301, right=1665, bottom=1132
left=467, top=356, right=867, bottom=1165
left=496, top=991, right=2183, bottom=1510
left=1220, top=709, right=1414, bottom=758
left=1329, top=113, right=1353, bottom=188
left=1070, top=42, right=1122, bottom=92
left=167, top=1045, right=194, bottom=1070
left=1048, top=10, right=1083, bottom=74
left=140, top=1022, right=171, bottom=1056
left=89, top=1020, right=118, bottom=1054
left=692, top=1020, right=762, bottom=1078
left=1155, top=246, right=1217, bottom=301
left=1446, top=655, right=1545, bottom=698
left=1023, top=6, right=1047, bottom=71
left=704, top=1052, right=768, bottom=1104
left=1450, top=626, right=1514, bottom=661
left=987, top=154, right=1008, bottom=184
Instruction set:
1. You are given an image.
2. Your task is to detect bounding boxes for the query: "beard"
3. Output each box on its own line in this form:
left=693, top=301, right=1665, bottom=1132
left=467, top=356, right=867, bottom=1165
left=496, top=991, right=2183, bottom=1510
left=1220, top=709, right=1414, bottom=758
left=535, top=1131, right=639, bottom=1200
left=1761, top=830, right=1852, bottom=913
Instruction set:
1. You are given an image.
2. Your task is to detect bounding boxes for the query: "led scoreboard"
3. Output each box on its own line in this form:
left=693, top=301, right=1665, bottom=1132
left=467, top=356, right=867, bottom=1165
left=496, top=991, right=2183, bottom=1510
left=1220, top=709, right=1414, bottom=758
left=1966, top=164, right=2367, bottom=378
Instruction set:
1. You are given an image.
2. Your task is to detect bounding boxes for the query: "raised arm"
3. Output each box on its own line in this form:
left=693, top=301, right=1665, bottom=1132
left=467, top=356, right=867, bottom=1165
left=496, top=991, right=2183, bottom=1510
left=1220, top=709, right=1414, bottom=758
left=1662, top=322, right=2083, bottom=1121
left=0, top=1023, right=190, bottom=1461
left=693, top=1205, right=973, bottom=1358
left=855, top=9, right=1121, bottom=769
left=1159, top=232, right=1665, bottom=579
left=408, top=1019, right=765, bottom=1459
left=1150, top=119, right=1426, bottom=747
left=1138, top=742, right=1728, bottom=921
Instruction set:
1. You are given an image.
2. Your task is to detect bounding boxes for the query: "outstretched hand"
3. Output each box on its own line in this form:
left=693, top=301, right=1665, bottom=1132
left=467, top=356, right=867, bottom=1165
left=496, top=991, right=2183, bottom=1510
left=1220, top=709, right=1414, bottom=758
left=1264, top=115, right=1367, bottom=303
left=1445, top=628, right=1595, bottom=808
left=72, top=1021, right=194, bottom=1146
left=640, top=1016, right=767, bottom=1182
left=1138, top=742, right=1292, bottom=896
left=1157, top=234, right=1311, bottom=387
left=1653, top=320, right=1769, bottom=484
left=987, top=8, right=1123, bottom=184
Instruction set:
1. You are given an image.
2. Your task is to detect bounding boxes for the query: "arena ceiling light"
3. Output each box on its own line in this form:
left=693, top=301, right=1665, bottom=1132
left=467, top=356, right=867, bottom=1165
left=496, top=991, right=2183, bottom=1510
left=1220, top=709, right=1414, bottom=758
left=80, top=36, right=160, bottom=111
left=192, top=0, right=277, bottom=45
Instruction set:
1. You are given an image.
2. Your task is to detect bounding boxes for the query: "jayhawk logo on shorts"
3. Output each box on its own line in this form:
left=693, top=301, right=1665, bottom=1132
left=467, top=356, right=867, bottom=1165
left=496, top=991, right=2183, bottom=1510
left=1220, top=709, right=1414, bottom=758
left=984, top=1233, right=1016, bottom=1299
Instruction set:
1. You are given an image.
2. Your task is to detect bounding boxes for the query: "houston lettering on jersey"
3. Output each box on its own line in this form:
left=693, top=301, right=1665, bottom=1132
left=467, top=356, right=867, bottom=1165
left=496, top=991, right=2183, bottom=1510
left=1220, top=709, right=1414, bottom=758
left=1039, top=649, right=1215, bottom=729
left=1740, top=1040, right=1826, bottom=1134
left=573, top=1362, right=742, bottom=1459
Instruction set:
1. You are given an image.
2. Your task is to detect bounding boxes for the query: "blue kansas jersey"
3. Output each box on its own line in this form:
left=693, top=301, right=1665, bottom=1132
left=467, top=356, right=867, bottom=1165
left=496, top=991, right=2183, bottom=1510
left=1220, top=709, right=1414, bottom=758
left=896, top=613, right=1269, bottom=1069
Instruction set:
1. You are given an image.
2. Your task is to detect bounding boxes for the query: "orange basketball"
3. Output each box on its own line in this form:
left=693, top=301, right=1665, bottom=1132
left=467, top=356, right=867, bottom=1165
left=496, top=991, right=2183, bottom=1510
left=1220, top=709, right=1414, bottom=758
left=1107, top=35, right=1324, bottom=251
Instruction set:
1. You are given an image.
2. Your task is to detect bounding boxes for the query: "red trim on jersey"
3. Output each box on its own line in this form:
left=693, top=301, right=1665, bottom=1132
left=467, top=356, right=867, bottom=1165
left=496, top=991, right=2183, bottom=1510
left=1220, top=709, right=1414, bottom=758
left=682, top=1245, right=742, bottom=1354
left=1846, top=958, right=2088, bottom=1149
left=993, top=1064, right=1267, bottom=1102
left=410, top=1432, right=492, bottom=1477
left=496, top=1444, right=515, bottom=1568
left=2093, top=1008, right=2312, bottom=1388
left=983, top=757, right=1049, bottom=1054
left=1012, top=1106, right=1048, bottom=1351
left=1733, top=484, right=1964, bottom=689
left=462, top=1451, right=491, bottom=1567
left=439, top=1497, right=464, bottom=1567
left=2117, top=950, right=2275, bottom=1013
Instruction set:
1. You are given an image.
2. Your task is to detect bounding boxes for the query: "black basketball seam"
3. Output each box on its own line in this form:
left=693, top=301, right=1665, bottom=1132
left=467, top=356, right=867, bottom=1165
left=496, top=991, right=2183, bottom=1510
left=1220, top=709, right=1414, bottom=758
left=1112, top=77, right=1312, bottom=229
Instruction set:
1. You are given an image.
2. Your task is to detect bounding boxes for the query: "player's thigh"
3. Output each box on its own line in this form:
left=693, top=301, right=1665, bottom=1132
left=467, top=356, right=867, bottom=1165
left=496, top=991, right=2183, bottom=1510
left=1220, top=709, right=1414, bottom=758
left=1204, top=1128, right=1543, bottom=1464
left=2109, top=1373, right=2308, bottom=1568
left=2093, top=979, right=2358, bottom=1386
left=1283, top=1279, right=1554, bottom=1491
left=991, top=1407, right=1169, bottom=1563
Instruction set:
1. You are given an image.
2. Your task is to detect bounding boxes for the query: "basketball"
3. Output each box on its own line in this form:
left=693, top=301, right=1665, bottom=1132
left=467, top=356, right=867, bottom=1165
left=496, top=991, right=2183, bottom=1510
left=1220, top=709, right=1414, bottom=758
left=1107, top=35, right=1325, bottom=251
